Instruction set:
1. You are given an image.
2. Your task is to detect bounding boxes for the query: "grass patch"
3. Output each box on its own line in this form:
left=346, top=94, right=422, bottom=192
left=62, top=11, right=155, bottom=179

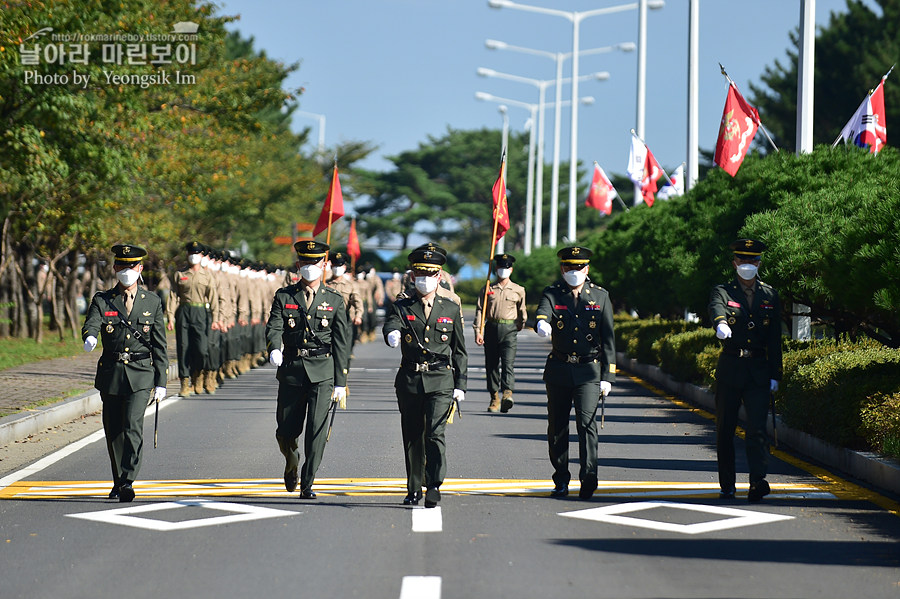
left=0, top=387, right=89, bottom=418
left=0, top=334, right=82, bottom=372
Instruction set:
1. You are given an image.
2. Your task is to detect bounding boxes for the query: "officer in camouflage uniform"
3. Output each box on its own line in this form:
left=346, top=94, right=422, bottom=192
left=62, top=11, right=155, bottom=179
left=534, top=246, right=615, bottom=500
left=474, top=253, right=527, bottom=413
left=82, top=244, right=168, bottom=502
left=709, top=238, right=783, bottom=502
left=266, top=239, right=351, bottom=499
left=383, top=247, right=467, bottom=508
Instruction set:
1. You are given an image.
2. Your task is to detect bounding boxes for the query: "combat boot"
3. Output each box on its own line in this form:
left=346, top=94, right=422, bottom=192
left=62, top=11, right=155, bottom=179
left=179, top=378, right=193, bottom=397
left=204, top=370, right=217, bottom=394
left=192, top=371, right=204, bottom=395
left=224, top=360, right=238, bottom=379
left=487, top=392, right=501, bottom=412
left=500, top=389, right=514, bottom=413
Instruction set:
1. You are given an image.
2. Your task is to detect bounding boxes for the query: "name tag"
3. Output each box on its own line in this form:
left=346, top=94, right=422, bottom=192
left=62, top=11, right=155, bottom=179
left=104, top=311, right=118, bottom=316
left=285, top=303, right=299, bottom=309
left=727, top=300, right=741, bottom=308
left=554, top=305, right=568, bottom=310
left=406, top=315, right=416, bottom=321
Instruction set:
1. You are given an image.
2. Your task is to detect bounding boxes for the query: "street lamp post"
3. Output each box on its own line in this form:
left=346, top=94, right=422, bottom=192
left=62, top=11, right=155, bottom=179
left=489, top=0, right=663, bottom=243
left=485, top=40, right=631, bottom=247
left=476, top=92, right=595, bottom=255
left=296, top=110, right=326, bottom=158
left=477, top=65, right=611, bottom=249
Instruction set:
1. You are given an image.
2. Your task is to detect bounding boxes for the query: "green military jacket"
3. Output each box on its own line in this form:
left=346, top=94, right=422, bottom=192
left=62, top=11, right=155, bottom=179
left=82, top=285, right=168, bottom=395
left=534, top=278, right=616, bottom=386
left=265, top=283, right=351, bottom=386
left=383, top=295, right=467, bottom=394
left=709, top=276, right=783, bottom=383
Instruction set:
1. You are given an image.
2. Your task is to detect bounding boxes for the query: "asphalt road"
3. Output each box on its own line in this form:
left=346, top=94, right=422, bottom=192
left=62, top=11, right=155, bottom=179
left=1, top=326, right=899, bottom=599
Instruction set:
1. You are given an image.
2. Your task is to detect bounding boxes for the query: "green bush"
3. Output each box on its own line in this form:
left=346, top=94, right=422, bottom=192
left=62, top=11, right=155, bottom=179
left=779, top=346, right=900, bottom=448
left=860, top=392, right=900, bottom=460
left=621, top=319, right=701, bottom=365
left=654, top=328, right=719, bottom=385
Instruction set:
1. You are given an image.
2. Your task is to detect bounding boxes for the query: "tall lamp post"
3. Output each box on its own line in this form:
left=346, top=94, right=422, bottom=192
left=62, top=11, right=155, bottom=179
left=489, top=0, right=663, bottom=242
left=477, top=66, right=610, bottom=248
left=296, top=110, right=326, bottom=159
left=476, top=92, right=595, bottom=255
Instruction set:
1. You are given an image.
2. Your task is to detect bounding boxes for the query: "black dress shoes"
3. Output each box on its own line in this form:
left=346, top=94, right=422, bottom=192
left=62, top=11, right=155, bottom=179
left=108, top=485, right=119, bottom=499
left=550, top=485, right=569, bottom=498
left=579, top=478, right=598, bottom=500
left=284, top=469, right=298, bottom=493
left=403, top=491, right=423, bottom=506
left=748, top=479, right=771, bottom=503
left=424, top=487, right=441, bottom=508
left=299, top=487, right=317, bottom=500
left=719, top=488, right=736, bottom=500
left=118, top=483, right=135, bottom=503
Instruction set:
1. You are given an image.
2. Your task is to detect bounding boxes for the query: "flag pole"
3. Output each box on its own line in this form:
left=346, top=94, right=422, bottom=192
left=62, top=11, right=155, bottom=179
left=831, top=65, right=895, bottom=147
left=630, top=129, right=675, bottom=188
left=718, top=63, right=779, bottom=153
left=478, top=152, right=507, bottom=338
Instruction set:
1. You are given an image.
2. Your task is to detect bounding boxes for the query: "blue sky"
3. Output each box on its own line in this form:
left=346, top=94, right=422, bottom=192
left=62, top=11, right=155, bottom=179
left=217, top=0, right=873, bottom=201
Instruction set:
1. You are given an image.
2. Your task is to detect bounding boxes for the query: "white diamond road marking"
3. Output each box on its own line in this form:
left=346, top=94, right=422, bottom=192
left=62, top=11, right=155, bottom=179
left=560, top=500, right=794, bottom=535
left=66, top=499, right=299, bottom=531
left=411, top=506, right=442, bottom=532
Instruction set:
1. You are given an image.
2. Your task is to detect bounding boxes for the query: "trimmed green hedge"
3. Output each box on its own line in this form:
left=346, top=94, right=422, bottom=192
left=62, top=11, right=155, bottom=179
left=617, top=316, right=900, bottom=459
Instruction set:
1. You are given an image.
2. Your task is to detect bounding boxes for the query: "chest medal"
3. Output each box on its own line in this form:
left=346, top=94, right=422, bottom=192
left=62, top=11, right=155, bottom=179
left=288, top=318, right=296, bottom=328
left=106, top=324, right=115, bottom=334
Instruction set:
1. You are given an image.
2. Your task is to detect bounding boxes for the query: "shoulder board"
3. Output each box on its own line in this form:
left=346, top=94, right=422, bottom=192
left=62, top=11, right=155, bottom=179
left=322, top=287, right=342, bottom=298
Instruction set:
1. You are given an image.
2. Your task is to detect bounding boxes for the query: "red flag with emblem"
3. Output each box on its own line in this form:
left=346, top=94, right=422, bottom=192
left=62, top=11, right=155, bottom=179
left=491, top=159, right=510, bottom=242
left=641, top=148, right=663, bottom=207
left=313, top=163, right=345, bottom=237
left=714, top=84, right=760, bottom=177
left=346, top=218, right=361, bottom=261
left=585, top=163, right=616, bottom=215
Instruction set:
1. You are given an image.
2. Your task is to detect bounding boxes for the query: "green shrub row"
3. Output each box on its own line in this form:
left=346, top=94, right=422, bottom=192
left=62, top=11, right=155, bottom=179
left=616, top=315, right=900, bottom=459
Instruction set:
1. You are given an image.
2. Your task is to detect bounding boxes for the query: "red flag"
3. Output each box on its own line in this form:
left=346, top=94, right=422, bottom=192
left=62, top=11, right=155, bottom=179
left=714, top=84, right=760, bottom=176
left=346, top=218, right=361, bottom=261
left=491, top=161, right=510, bottom=242
left=641, top=149, right=663, bottom=207
left=585, top=163, right=616, bottom=215
left=313, top=164, right=345, bottom=237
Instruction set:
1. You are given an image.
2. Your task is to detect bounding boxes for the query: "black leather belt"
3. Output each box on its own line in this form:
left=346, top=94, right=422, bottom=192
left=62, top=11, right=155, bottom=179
left=107, top=351, right=151, bottom=362
left=285, top=345, right=331, bottom=359
left=551, top=350, right=599, bottom=364
left=723, top=347, right=766, bottom=359
left=402, top=358, right=451, bottom=372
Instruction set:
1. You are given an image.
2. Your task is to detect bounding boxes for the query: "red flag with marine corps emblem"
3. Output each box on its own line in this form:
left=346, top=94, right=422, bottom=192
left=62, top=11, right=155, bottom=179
left=714, top=83, right=760, bottom=177
left=585, top=162, right=616, bottom=215
left=491, top=158, right=510, bottom=242
left=313, top=163, right=345, bottom=237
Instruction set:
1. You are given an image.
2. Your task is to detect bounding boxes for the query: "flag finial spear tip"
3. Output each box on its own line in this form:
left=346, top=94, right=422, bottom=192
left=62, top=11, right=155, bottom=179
left=630, top=128, right=636, bottom=135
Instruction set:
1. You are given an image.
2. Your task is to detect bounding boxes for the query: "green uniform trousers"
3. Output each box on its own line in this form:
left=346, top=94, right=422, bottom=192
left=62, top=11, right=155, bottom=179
left=397, top=387, right=452, bottom=496
left=101, top=389, right=150, bottom=486
left=546, top=380, right=601, bottom=488
left=174, top=305, right=209, bottom=378
left=275, top=375, right=334, bottom=491
left=483, top=322, right=518, bottom=394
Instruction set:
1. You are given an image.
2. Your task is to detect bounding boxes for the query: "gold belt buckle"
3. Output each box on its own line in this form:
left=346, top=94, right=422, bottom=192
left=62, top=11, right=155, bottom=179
left=567, top=354, right=579, bottom=364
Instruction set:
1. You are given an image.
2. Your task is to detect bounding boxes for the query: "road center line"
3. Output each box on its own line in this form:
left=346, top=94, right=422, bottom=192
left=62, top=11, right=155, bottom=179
left=400, top=576, right=441, bottom=599
left=411, top=506, right=442, bottom=532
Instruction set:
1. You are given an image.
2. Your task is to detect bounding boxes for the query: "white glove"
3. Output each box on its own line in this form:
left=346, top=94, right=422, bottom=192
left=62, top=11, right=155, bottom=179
left=770, top=379, right=779, bottom=392
left=269, top=349, right=283, bottom=367
left=83, top=335, right=97, bottom=352
left=715, top=322, right=732, bottom=339
left=386, top=330, right=401, bottom=348
left=332, top=386, right=347, bottom=406
left=600, top=381, right=612, bottom=396
left=153, top=386, right=167, bottom=401
left=452, top=389, right=465, bottom=402
left=536, top=320, right=552, bottom=337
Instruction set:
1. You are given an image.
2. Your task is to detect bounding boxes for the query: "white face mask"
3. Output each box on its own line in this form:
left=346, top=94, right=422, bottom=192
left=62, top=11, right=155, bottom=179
left=200, top=256, right=210, bottom=267
left=415, top=274, right=439, bottom=295
left=299, top=264, right=323, bottom=282
left=116, top=268, right=141, bottom=287
left=562, top=269, right=587, bottom=287
left=496, top=268, right=512, bottom=280
left=188, top=253, right=202, bottom=265
left=736, top=263, right=759, bottom=280
left=392, top=273, right=400, bottom=281
left=333, top=266, right=346, bottom=278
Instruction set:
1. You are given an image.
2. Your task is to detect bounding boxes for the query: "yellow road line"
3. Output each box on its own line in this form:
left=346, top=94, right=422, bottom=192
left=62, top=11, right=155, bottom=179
left=0, top=477, right=834, bottom=500
left=626, top=373, right=900, bottom=517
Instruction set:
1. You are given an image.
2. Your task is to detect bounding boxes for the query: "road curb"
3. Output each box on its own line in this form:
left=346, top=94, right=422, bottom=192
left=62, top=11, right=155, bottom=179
left=0, top=362, right=179, bottom=448
left=617, top=352, right=900, bottom=497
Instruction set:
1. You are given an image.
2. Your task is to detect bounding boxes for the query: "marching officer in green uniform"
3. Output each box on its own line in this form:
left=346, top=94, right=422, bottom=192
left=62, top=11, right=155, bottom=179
left=709, top=238, right=783, bottom=502
left=82, top=244, right=168, bottom=502
left=383, top=246, right=467, bottom=508
left=474, top=253, right=527, bottom=413
left=534, top=246, right=615, bottom=500
left=266, top=239, right=351, bottom=499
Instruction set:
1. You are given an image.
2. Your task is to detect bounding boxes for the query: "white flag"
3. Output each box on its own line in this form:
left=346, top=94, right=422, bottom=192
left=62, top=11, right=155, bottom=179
left=657, top=163, right=684, bottom=200
left=626, top=136, right=647, bottom=184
